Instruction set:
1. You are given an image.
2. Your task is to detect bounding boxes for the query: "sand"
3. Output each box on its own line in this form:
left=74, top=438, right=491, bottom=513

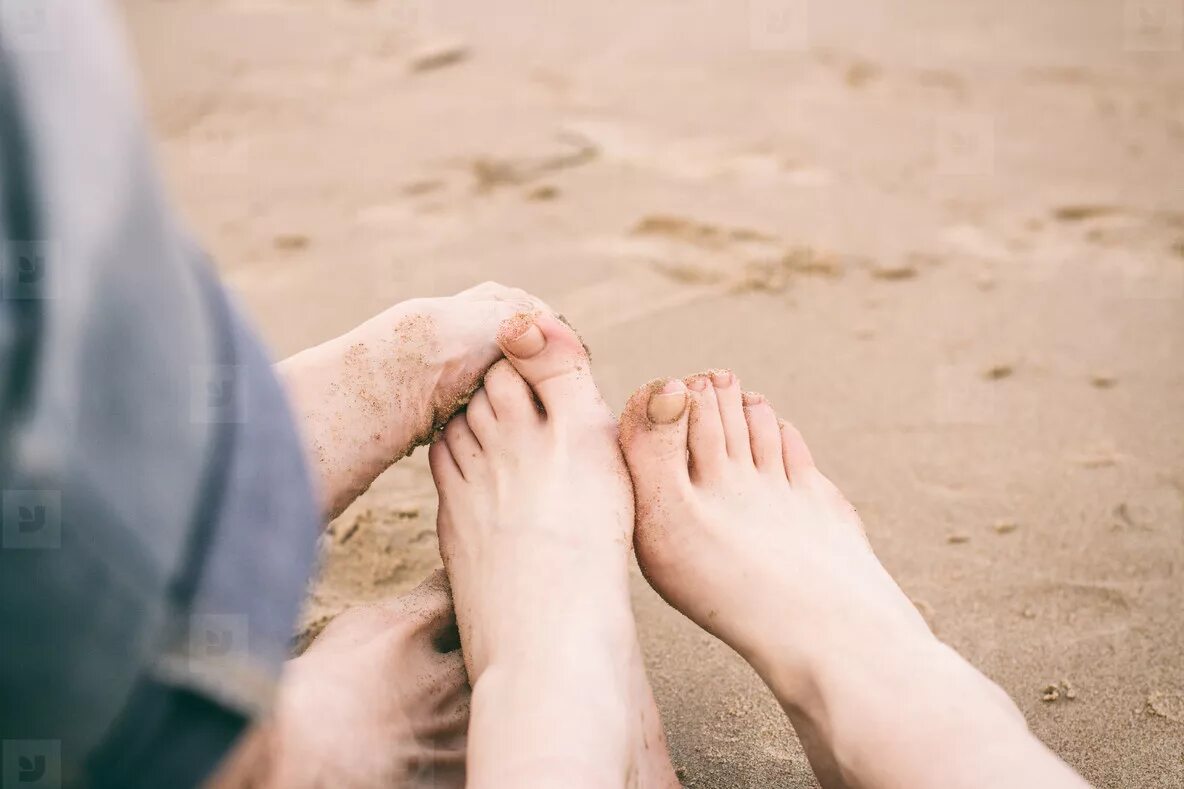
left=122, top=0, right=1183, bottom=785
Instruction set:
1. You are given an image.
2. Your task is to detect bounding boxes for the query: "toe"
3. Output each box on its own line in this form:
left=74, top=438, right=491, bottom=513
left=496, top=312, right=605, bottom=418
left=743, top=393, right=786, bottom=476
left=483, top=359, right=541, bottom=423
left=463, top=388, right=498, bottom=445
left=619, top=379, right=692, bottom=497
left=684, top=373, right=728, bottom=482
left=711, top=370, right=753, bottom=464
left=779, top=418, right=817, bottom=484
left=443, top=413, right=484, bottom=478
left=429, top=439, right=463, bottom=487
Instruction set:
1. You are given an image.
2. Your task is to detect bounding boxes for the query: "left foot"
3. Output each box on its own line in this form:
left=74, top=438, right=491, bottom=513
left=279, top=282, right=550, bottom=518
left=429, top=313, right=678, bottom=788
left=212, top=571, right=469, bottom=789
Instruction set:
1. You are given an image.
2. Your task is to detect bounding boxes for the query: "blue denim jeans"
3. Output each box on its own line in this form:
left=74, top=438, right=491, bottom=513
left=1, top=6, right=319, bottom=786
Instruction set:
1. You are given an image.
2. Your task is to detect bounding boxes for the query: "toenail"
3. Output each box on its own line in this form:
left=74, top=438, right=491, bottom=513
left=711, top=370, right=733, bottom=388
left=498, top=314, right=546, bottom=358
left=742, top=391, right=765, bottom=406
left=648, top=380, right=688, bottom=424
left=687, top=376, right=708, bottom=392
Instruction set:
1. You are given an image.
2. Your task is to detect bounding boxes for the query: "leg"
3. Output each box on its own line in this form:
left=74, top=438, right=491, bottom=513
left=429, top=313, right=679, bottom=789
left=619, top=372, right=1089, bottom=789
left=277, top=282, right=550, bottom=519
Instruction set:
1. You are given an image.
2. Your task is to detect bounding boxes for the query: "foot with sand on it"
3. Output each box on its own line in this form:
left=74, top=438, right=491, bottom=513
left=619, top=372, right=1092, bottom=789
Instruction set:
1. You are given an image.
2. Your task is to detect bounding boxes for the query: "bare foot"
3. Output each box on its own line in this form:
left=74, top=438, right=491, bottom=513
left=619, top=371, right=929, bottom=691
left=211, top=571, right=468, bottom=789
left=619, top=372, right=1088, bottom=789
left=279, top=282, right=551, bottom=518
left=429, top=313, right=678, bottom=789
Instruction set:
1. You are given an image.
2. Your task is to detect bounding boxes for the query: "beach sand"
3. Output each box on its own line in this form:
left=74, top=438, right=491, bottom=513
left=123, top=0, right=1183, bottom=785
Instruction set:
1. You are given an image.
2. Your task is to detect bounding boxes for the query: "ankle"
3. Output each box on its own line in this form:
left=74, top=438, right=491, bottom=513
left=469, top=661, right=633, bottom=784
left=750, top=600, right=940, bottom=715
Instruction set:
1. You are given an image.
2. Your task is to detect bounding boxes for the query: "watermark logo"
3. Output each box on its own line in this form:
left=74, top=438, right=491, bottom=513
left=2, top=490, right=62, bottom=550
left=934, top=112, right=995, bottom=177
left=2, top=740, right=61, bottom=788
left=1123, top=0, right=1183, bottom=51
left=190, top=364, right=247, bottom=424
left=188, top=613, right=249, bottom=673
left=748, top=0, right=810, bottom=52
left=1, top=241, right=55, bottom=300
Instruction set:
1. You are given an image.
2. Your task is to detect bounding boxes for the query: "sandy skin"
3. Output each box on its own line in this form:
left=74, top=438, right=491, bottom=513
left=429, top=313, right=679, bottom=789
left=618, top=373, right=1091, bottom=789
left=214, top=285, right=553, bottom=787
left=277, top=282, right=551, bottom=520
left=209, top=571, right=469, bottom=788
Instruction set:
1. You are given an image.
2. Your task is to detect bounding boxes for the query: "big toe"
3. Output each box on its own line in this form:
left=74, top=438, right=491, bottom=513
left=619, top=379, right=692, bottom=505
left=497, top=311, right=604, bottom=417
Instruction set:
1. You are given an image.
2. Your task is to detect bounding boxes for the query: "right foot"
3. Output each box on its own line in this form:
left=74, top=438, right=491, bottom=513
left=618, top=371, right=933, bottom=704
left=429, top=313, right=678, bottom=789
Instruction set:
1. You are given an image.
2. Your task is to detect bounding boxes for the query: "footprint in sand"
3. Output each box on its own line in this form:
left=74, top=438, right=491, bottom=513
left=608, top=213, right=844, bottom=295
left=1011, top=579, right=1133, bottom=641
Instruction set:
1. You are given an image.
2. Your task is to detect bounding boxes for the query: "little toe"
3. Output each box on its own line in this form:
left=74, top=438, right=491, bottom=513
left=483, top=359, right=541, bottom=423
left=684, top=373, right=728, bottom=482
left=743, top=393, right=786, bottom=476
left=619, top=379, right=692, bottom=500
left=496, top=312, right=604, bottom=418
left=711, top=370, right=753, bottom=464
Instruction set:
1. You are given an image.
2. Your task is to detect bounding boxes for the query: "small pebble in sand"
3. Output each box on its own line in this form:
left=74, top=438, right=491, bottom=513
left=1090, top=374, right=1117, bottom=389
left=402, top=179, right=444, bottom=196
left=947, top=533, right=971, bottom=544
left=1146, top=690, right=1184, bottom=722
left=526, top=184, right=559, bottom=201
left=910, top=597, right=936, bottom=623
left=408, top=40, right=470, bottom=73
left=1042, top=680, right=1078, bottom=702
left=1052, top=204, right=1119, bottom=222
left=993, top=518, right=1019, bottom=535
left=870, top=262, right=918, bottom=281
left=1022, top=607, right=1037, bottom=619
left=274, top=233, right=309, bottom=251
left=984, top=364, right=1014, bottom=380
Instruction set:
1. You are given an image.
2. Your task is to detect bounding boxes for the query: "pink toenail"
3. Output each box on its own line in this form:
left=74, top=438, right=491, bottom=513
left=498, top=313, right=546, bottom=358
left=711, top=370, right=733, bottom=388
left=742, top=391, right=765, bottom=406
left=648, top=380, right=688, bottom=424
left=687, top=377, right=708, bottom=392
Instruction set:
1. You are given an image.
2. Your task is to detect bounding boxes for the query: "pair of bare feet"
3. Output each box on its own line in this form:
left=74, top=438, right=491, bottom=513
left=271, top=285, right=1086, bottom=788
left=430, top=312, right=1090, bottom=789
